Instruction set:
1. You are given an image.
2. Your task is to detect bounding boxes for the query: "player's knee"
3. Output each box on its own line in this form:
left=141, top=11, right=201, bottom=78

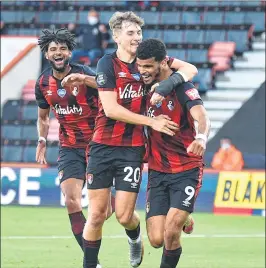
left=148, top=233, right=164, bottom=248
left=115, top=211, right=133, bottom=226
left=89, top=211, right=106, bottom=229
left=65, top=195, right=81, bottom=212
left=165, top=218, right=183, bottom=241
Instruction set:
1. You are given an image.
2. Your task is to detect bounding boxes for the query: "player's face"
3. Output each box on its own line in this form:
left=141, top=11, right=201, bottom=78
left=114, top=21, right=142, bottom=55
left=45, top=41, right=71, bottom=72
left=136, top=57, right=161, bottom=85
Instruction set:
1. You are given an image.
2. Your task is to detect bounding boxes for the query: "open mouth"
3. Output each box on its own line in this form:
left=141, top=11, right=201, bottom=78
left=141, top=74, right=152, bottom=83
left=54, top=57, right=64, bottom=65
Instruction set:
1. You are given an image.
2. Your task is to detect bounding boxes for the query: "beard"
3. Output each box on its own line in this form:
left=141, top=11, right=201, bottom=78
left=49, top=58, right=70, bottom=73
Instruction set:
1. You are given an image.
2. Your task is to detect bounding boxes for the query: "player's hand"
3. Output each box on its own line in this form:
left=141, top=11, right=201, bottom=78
left=61, top=73, right=85, bottom=87
left=187, top=138, right=206, bottom=156
left=150, top=83, right=165, bottom=105
left=151, top=114, right=179, bottom=136
left=36, top=141, right=47, bottom=164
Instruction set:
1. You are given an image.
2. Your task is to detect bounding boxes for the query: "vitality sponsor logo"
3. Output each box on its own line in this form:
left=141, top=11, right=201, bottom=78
left=54, top=104, right=82, bottom=115
left=147, top=107, right=155, bottom=118
left=119, top=84, right=149, bottom=99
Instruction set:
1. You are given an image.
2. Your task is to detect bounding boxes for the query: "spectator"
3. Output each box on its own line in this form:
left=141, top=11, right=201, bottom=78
left=71, top=9, right=110, bottom=66
left=211, top=137, right=244, bottom=171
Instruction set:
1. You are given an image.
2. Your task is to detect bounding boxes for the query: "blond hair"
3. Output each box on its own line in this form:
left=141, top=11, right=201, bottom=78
left=109, top=11, right=144, bottom=33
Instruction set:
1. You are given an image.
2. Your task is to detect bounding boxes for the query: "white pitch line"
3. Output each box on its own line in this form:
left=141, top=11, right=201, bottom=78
left=1, top=234, right=265, bottom=240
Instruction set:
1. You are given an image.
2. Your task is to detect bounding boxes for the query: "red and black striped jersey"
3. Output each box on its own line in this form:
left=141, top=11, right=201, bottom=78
left=146, top=81, right=204, bottom=173
left=93, top=52, right=148, bottom=146
left=35, top=63, right=98, bottom=148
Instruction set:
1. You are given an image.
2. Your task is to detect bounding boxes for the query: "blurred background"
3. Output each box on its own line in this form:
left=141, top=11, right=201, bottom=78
left=0, top=1, right=265, bottom=267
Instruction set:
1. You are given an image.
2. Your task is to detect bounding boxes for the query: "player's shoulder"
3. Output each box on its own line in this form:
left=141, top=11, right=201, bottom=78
left=70, top=63, right=96, bottom=76
left=97, top=52, right=116, bottom=66
left=36, top=67, right=52, bottom=85
left=176, top=81, right=196, bottom=91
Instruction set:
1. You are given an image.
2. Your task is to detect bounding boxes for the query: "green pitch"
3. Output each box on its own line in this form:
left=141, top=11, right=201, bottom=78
left=1, top=206, right=265, bottom=268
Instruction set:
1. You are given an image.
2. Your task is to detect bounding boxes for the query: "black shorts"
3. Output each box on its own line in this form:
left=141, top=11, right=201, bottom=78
left=57, top=146, right=86, bottom=184
left=87, top=142, right=145, bottom=193
left=146, top=167, right=203, bottom=219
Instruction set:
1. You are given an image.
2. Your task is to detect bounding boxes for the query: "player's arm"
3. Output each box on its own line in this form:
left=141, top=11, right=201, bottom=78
left=176, top=82, right=211, bottom=156
left=35, top=79, right=50, bottom=164
left=96, top=57, right=178, bottom=136
left=152, top=57, right=198, bottom=98
left=61, top=66, right=97, bottom=89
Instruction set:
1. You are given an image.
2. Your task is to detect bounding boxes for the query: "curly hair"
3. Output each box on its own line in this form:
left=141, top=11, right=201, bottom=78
left=38, top=28, right=76, bottom=52
left=136, top=38, right=167, bottom=62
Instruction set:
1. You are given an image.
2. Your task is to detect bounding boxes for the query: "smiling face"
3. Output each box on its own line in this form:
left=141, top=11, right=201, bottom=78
left=136, top=57, right=163, bottom=85
left=113, top=21, right=142, bottom=56
left=45, top=41, right=71, bottom=72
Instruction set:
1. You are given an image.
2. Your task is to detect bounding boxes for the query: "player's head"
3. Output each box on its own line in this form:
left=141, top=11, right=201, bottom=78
left=38, top=28, right=76, bottom=72
left=109, top=11, right=144, bottom=56
left=136, top=38, right=168, bottom=85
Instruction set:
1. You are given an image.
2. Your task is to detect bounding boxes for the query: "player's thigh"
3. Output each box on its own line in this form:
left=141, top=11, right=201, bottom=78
left=165, top=207, right=190, bottom=231
left=169, top=167, right=203, bottom=214
left=58, top=147, right=86, bottom=197
left=86, top=152, right=115, bottom=190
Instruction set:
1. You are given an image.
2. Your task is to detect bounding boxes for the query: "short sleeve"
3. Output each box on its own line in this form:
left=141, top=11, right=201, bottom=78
left=35, top=78, right=50, bottom=109
left=175, top=82, right=203, bottom=110
left=82, top=65, right=96, bottom=76
left=95, top=55, right=116, bottom=91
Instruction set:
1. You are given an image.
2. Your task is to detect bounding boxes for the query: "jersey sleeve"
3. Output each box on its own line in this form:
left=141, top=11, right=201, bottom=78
left=35, top=77, right=50, bottom=109
left=82, top=65, right=96, bottom=76
left=175, top=82, right=203, bottom=110
left=95, top=55, right=116, bottom=91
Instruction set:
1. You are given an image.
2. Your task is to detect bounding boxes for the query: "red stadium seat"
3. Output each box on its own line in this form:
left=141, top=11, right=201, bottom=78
left=208, top=41, right=236, bottom=58
left=209, top=56, right=231, bottom=72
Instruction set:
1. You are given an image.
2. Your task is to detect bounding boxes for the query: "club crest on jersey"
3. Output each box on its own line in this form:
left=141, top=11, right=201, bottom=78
left=155, top=101, right=162, bottom=108
left=132, top=73, right=141, bottom=81
left=57, top=88, right=66, bottom=98
left=47, top=90, right=52, bottom=96
left=86, top=173, right=94, bottom=185
left=72, top=87, right=79, bottom=96
left=167, top=100, right=174, bottom=111
left=118, top=72, right=127, bottom=78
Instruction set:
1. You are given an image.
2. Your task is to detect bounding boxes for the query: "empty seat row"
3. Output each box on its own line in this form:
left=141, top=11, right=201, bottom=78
left=1, top=144, right=58, bottom=164
left=2, top=10, right=264, bottom=32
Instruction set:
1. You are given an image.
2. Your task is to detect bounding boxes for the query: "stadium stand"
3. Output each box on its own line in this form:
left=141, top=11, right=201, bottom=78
left=1, top=0, right=265, bottom=168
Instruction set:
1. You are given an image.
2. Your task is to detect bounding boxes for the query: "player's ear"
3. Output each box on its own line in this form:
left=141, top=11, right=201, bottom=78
left=69, top=51, right=72, bottom=58
left=161, top=58, right=168, bottom=67
left=45, top=52, right=48, bottom=60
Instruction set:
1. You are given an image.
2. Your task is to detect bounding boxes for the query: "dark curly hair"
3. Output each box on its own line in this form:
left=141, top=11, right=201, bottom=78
left=38, top=28, right=76, bottom=52
left=136, top=38, right=166, bottom=62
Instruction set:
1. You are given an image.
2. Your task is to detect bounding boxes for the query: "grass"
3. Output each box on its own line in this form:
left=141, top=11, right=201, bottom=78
left=1, top=206, right=265, bottom=268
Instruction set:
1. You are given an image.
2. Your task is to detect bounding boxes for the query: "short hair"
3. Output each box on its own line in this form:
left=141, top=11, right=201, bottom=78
left=38, top=28, right=76, bottom=53
left=136, top=38, right=167, bottom=62
left=109, top=11, right=144, bottom=33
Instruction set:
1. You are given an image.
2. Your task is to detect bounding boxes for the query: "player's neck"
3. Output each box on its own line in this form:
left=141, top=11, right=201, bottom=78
left=52, top=65, right=71, bottom=80
left=116, top=48, right=135, bottom=63
left=158, top=67, right=173, bottom=82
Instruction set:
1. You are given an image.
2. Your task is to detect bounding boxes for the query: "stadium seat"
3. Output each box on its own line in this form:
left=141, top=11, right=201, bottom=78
left=22, top=93, right=36, bottom=101
left=2, top=145, right=23, bottom=162
left=22, top=11, right=36, bottom=23
left=2, top=125, right=23, bottom=140
left=56, top=11, right=77, bottom=24
left=245, top=12, right=265, bottom=32
left=46, top=146, right=59, bottom=165
left=38, top=11, right=58, bottom=23
left=22, top=106, right=38, bottom=120
left=224, top=12, right=245, bottom=24
left=2, top=100, right=21, bottom=120
left=205, top=30, right=227, bottom=44
left=7, top=29, right=19, bottom=35
left=227, top=30, right=249, bottom=53
left=22, top=146, right=36, bottom=163
left=203, top=12, right=224, bottom=25
left=209, top=56, right=231, bottom=72
left=163, top=30, right=184, bottom=43
left=193, top=69, right=212, bottom=92
left=161, top=12, right=181, bottom=24
left=143, top=30, right=163, bottom=39
left=21, top=126, right=38, bottom=140
left=187, top=49, right=208, bottom=63
left=99, top=11, right=116, bottom=24
left=208, top=41, right=236, bottom=58
left=181, top=12, right=202, bottom=24
left=1, top=11, right=22, bottom=23
left=184, top=30, right=205, bottom=44
left=138, top=11, right=160, bottom=24
left=167, top=50, right=187, bottom=61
